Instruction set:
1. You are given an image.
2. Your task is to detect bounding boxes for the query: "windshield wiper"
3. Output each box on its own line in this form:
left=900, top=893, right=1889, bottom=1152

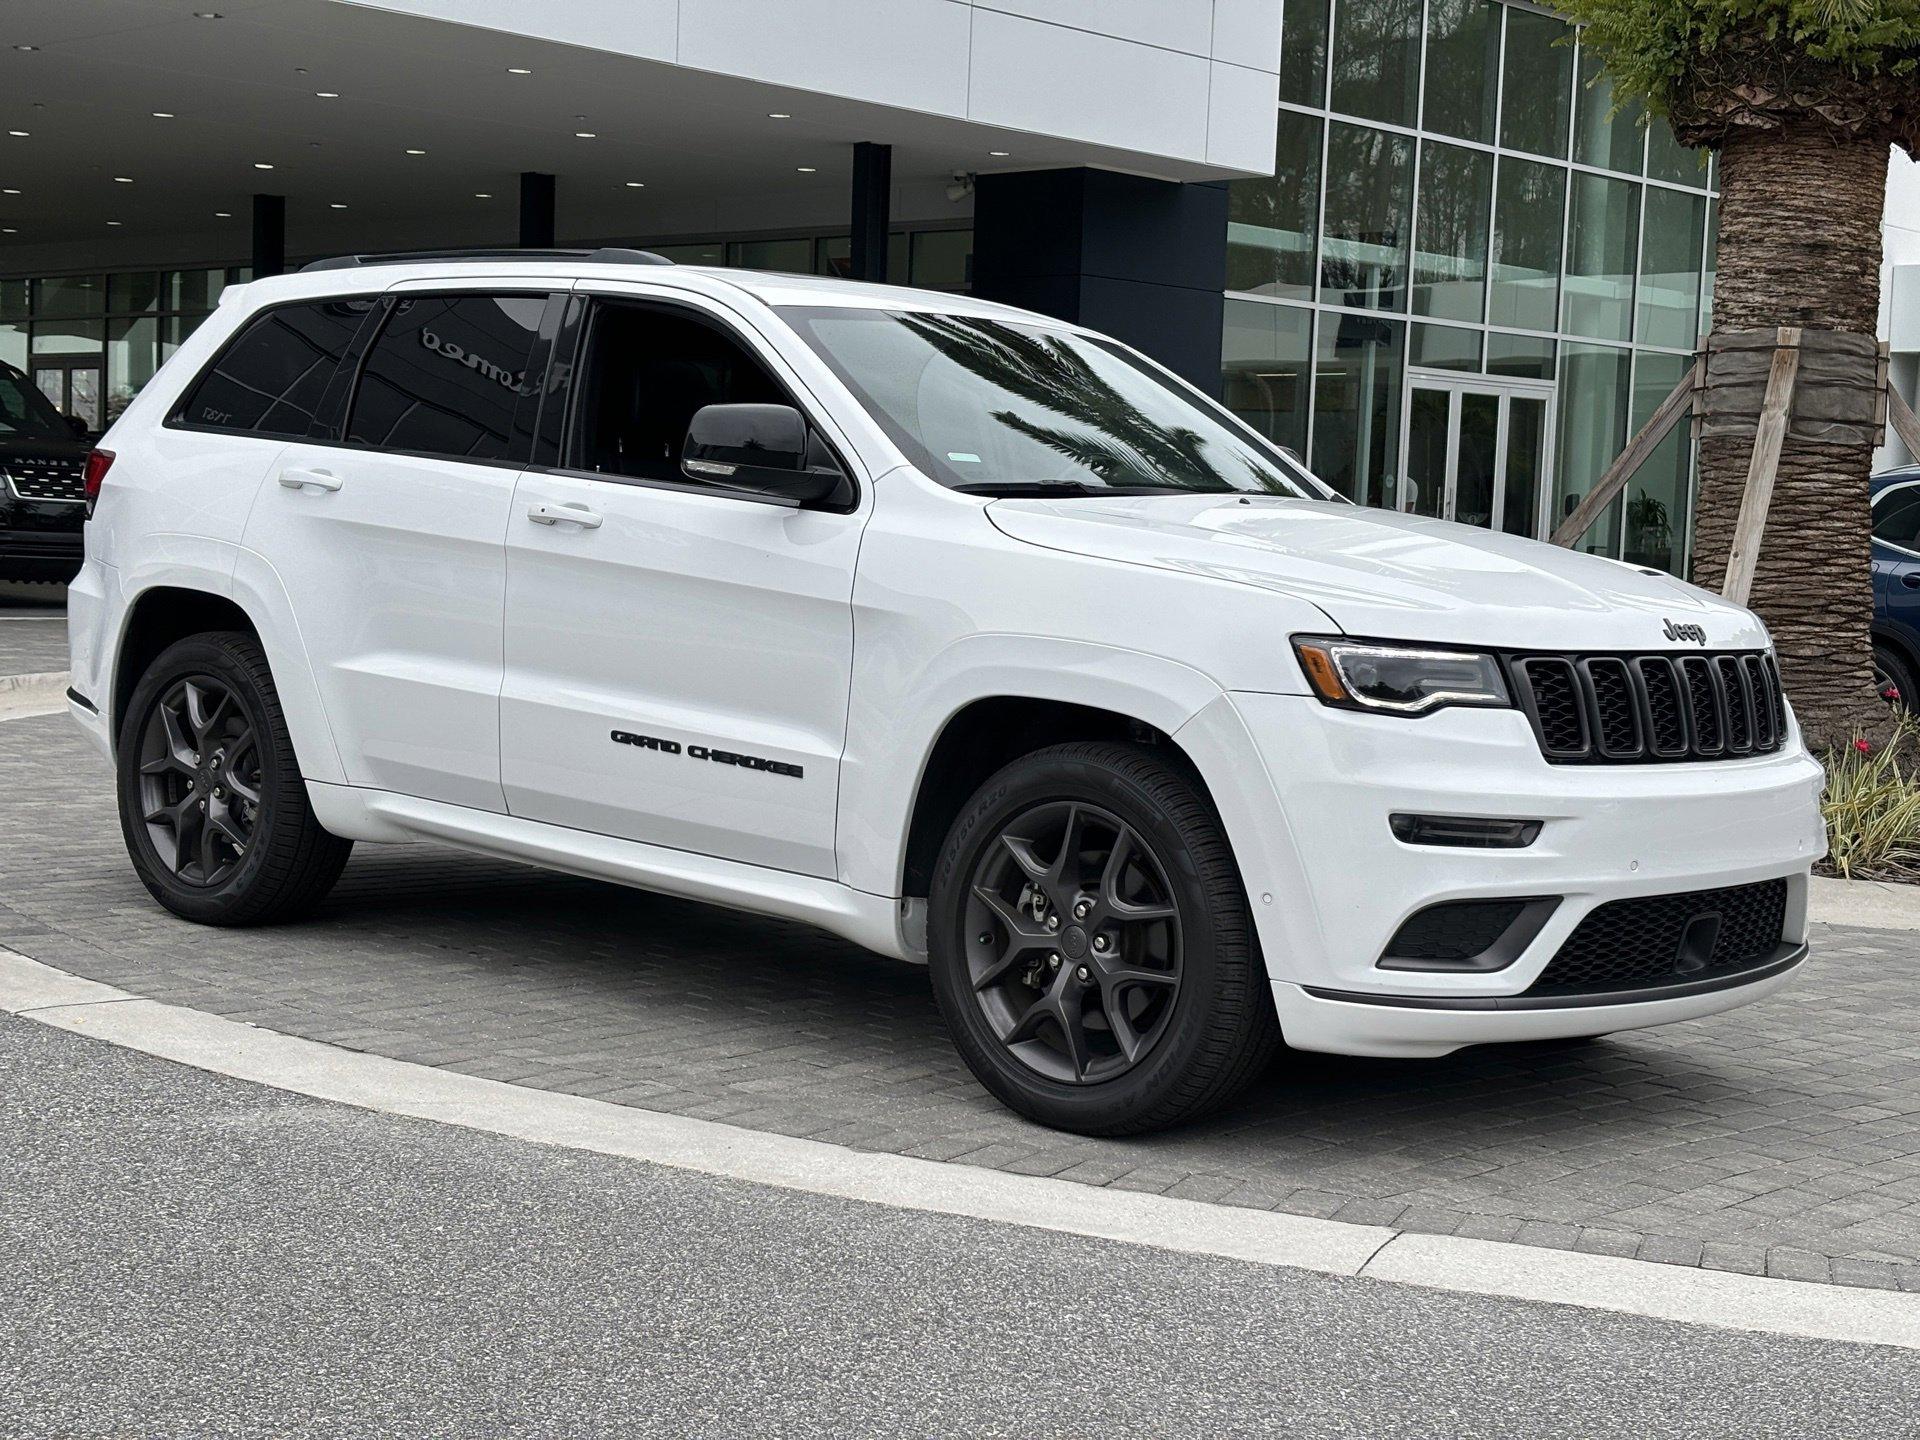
left=950, top=481, right=1200, bottom=498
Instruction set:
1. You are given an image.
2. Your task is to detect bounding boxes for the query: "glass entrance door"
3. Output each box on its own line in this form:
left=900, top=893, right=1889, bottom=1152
left=1397, top=374, right=1553, bottom=537
left=30, top=358, right=104, bottom=436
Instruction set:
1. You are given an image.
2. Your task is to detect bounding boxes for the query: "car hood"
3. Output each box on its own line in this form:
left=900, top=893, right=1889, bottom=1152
left=985, top=493, right=1767, bottom=651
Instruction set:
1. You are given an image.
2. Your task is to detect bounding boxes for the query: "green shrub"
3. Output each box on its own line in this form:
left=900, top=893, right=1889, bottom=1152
left=1820, top=716, right=1920, bottom=879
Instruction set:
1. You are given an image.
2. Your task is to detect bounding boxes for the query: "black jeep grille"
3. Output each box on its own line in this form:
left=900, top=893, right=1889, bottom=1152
left=1525, top=879, right=1789, bottom=996
left=1509, top=650, right=1786, bottom=764
left=3, top=456, right=86, bottom=503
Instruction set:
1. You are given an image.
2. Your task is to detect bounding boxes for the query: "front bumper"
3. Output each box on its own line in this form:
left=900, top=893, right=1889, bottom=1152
left=1178, top=691, right=1827, bottom=1057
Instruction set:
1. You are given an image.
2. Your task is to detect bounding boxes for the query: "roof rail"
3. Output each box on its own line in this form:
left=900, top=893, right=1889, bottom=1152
left=299, top=246, right=673, bottom=273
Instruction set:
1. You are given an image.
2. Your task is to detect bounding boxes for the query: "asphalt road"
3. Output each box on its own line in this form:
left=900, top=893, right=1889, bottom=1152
left=3, top=1011, right=1917, bottom=1439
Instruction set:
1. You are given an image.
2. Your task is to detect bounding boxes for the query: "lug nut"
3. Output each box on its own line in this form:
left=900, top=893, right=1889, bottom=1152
left=1092, top=934, right=1110, bottom=952
left=1073, top=900, right=1091, bottom=920
left=1047, top=914, right=1060, bottom=931
left=1075, top=965, right=1091, bottom=983
left=1048, top=954, right=1061, bottom=970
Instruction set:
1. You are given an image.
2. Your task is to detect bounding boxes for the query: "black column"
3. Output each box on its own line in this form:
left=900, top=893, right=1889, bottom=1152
left=849, top=141, right=892, bottom=283
left=972, top=169, right=1228, bottom=395
left=250, top=193, right=286, bottom=279
left=519, top=171, right=556, bottom=249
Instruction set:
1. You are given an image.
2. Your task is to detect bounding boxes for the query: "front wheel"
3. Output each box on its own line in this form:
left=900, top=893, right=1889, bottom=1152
left=927, top=741, right=1280, bottom=1135
left=116, top=631, right=351, bottom=926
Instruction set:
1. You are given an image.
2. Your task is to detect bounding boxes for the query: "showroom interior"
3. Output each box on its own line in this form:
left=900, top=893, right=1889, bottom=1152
left=4, top=0, right=1916, bottom=579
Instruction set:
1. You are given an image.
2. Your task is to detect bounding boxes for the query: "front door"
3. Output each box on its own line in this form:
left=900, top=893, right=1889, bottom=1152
left=500, top=292, right=865, bottom=879
left=1399, top=373, right=1553, bottom=537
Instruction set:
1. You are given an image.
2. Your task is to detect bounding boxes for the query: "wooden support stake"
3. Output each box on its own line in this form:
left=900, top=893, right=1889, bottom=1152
left=1549, top=359, right=1700, bottom=549
left=1891, top=382, right=1920, bottom=462
left=1720, top=326, right=1801, bottom=607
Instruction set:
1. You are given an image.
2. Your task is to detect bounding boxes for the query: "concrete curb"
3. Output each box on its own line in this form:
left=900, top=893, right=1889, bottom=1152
left=0, top=670, right=70, bottom=721
left=4, top=946, right=1916, bottom=1354
left=1810, top=874, right=1920, bottom=931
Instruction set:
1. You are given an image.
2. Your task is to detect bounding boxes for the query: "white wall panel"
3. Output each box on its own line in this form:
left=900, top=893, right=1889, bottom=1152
left=967, top=0, right=1213, bottom=58
left=335, top=0, right=678, bottom=62
left=1206, top=60, right=1278, bottom=172
left=1209, top=0, right=1283, bottom=70
left=967, top=9, right=1211, bottom=161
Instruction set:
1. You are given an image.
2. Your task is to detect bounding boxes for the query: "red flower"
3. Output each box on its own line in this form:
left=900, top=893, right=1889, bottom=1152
left=1855, top=738, right=1873, bottom=755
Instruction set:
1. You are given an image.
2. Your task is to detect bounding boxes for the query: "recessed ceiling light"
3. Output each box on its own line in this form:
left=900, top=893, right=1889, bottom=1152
left=7, top=131, right=28, bottom=139
left=405, top=148, right=426, bottom=155
left=474, top=191, right=492, bottom=199
left=215, top=210, right=231, bottom=218
left=330, top=202, right=347, bottom=209
left=624, top=180, right=645, bottom=188
left=151, top=111, right=175, bottom=119
left=253, top=162, right=274, bottom=169
left=506, top=66, right=532, bottom=75
left=2, top=188, right=17, bottom=195
left=796, top=166, right=817, bottom=173
left=988, top=150, right=1011, bottom=157
left=574, top=131, right=596, bottom=139
left=13, top=45, right=37, bottom=52
left=114, top=176, right=133, bottom=183
left=2, top=228, right=16, bottom=235
left=194, top=10, right=222, bottom=18
left=768, top=112, right=791, bottom=120
left=107, top=220, right=123, bottom=227
left=314, top=91, right=340, bottom=99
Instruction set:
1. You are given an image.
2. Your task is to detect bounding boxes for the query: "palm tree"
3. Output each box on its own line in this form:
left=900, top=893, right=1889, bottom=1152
left=1560, top=0, right=1920, bottom=748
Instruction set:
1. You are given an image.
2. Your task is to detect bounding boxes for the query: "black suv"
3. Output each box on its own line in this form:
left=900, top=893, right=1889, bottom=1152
left=0, top=359, right=91, bottom=582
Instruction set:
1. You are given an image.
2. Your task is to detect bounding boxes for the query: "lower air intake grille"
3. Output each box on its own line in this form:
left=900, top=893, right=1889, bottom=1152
left=1525, top=879, right=1789, bottom=996
left=1384, top=899, right=1528, bottom=963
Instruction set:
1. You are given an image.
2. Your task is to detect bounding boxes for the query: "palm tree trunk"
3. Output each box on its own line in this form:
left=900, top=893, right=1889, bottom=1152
left=1688, top=121, right=1890, bottom=751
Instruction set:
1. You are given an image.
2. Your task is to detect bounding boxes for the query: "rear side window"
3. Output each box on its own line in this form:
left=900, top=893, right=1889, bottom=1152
left=346, top=292, right=545, bottom=462
left=1874, top=484, right=1920, bottom=552
left=177, top=298, right=375, bottom=438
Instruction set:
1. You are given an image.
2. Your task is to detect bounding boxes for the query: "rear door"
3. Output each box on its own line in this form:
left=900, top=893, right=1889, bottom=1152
left=499, top=289, right=866, bottom=877
left=1872, top=479, right=1920, bottom=648
left=243, top=282, right=556, bottom=811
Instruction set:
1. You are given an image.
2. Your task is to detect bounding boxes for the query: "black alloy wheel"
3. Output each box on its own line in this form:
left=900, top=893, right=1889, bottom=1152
left=964, top=800, right=1182, bottom=1084
left=136, top=674, right=262, bottom=887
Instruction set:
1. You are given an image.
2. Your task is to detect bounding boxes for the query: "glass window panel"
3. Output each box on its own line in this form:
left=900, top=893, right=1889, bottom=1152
left=1412, top=140, right=1492, bottom=321
left=1637, top=186, right=1705, bottom=349
left=730, top=238, right=812, bottom=273
left=1499, top=8, right=1572, bottom=158
left=1488, top=157, right=1565, bottom=331
left=912, top=230, right=972, bottom=290
left=32, top=275, right=106, bottom=319
left=109, top=271, right=166, bottom=314
left=0, top=279, right=28, bottom=323
left=1311, top=310, right=1405, bottom=507
left=1228, top=108, right=1323, bottom=301
left=1561, top=172, right=1639, bottom=341
left=0, top=322, right=24, bottom=370
left=1702, top=196, right=1719, bottom=331
left=1319, top=122, right=1413, bottom=311
left=816, top=235, right=850, bottom=277
left=1422, top=0, right=1500, bottom=144
left=1280, top=0, right=1330, bottom=106
left=1329, top=0, right=1422, bottom=127
left=107, top=315, right=159, bottom=425
left=1572, top=45, right=1644, bottom=174
left=1554, top=341, right=1632, bottom=556
left=1411, top=321, right=1482, bottom=370
left=348, top=293, right=543, bottom=460
left=649, top=242, right=728, bottom=266
left=1647, top=121, right=1704, bottom=186
left=1486, top=331, right=1555, bottom=379
left=31, top=318, right=105, bottom=355
left=185, top=298, right=375, bottom=438
left=170, top=268, right=228, bottom=313
left=1623, top=351, right=1691, bottom=573
left=1502, top=393, right=1549, bottom=537
left=1222, top=299, right=1314, bottom=458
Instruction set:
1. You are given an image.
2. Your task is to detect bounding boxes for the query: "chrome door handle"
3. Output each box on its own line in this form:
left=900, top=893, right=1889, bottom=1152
left=527, top=502, right=603, bottom=529
left=278, top=467, right=343, bottom=492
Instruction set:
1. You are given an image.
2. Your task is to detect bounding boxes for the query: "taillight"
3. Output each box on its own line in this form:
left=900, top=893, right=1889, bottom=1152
left=83, top=449, right=114, bottom=518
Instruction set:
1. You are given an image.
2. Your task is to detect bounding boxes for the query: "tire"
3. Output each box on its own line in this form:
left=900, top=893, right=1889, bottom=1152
left=1873, top=641, right=1918, bottom=714
left=927, top=741, right=1281, bottom=1136
left=116, top=631, right=351, bottom=925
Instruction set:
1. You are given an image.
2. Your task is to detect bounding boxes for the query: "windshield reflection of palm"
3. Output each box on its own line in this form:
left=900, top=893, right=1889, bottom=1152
left=900, top=314, right=1242, bottom=492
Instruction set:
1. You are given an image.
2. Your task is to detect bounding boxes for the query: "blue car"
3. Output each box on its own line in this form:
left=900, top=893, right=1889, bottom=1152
left=1871, top=464, right=1920, bottom=709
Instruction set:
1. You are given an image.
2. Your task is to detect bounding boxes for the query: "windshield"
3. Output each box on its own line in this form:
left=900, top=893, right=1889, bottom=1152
left=780, top=306, right=1320, bottom=498
left=0, top=362, right=74, bottom=440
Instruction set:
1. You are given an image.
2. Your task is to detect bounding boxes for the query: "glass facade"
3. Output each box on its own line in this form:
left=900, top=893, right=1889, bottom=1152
left=1223, top=0, right=1719, bottom=573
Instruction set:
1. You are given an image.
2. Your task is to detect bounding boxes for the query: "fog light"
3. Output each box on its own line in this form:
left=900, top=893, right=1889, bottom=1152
left=1389, top=813, right=1542, bottom=848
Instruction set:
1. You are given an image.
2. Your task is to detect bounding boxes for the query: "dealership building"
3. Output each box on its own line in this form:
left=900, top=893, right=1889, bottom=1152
left=4, top=0, right=1917, bottom=576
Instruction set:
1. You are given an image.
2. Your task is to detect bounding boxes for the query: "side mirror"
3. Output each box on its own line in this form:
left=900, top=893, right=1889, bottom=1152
left=681, top=403, right=844, bottom=507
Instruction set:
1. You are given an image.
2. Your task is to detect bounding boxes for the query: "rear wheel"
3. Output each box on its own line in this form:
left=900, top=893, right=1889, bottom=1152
left=1873, top=641, right=1917, bottom=714
left=116, top=631, right=351, bottom=925
left=928, top=741, right=1280, bottom=1135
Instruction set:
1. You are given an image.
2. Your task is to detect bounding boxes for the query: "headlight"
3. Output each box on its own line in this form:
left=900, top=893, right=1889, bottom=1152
left=1292, top=637, right=1511, bottom=716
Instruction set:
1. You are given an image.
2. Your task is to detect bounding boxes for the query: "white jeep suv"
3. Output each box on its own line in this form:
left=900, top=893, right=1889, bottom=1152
left=67, top=249, right=1827, bottom=1135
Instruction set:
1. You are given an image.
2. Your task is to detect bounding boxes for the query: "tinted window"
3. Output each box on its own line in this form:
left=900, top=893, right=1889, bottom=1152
left=178, top=298, right=374, bottom=438
left=346, top=293, right=545, bottom=461
left=1874, top=484, right=1920, bottom=551
left=570, top=302, right=790, bottom=484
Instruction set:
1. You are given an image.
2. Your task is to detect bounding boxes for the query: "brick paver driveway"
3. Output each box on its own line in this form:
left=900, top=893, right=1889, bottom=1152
left=4, top=708, right=1917, bottom=1291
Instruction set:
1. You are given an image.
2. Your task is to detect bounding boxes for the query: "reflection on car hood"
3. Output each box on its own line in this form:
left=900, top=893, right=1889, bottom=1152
left=985, top=492, right=1767, bottom=652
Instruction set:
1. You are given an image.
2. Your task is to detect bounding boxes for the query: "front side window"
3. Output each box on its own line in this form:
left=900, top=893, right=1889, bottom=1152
left=780, top=307, right=1315, bottom=497
left=0, top=360, right=73, bottom=439
left=1874, top=484, right=1920, bottom=553
left=177, top=298, right=375, bottom=438
left=567, top=301, right=794, bottom=485
left=346, top=292, right=545, bottom=462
